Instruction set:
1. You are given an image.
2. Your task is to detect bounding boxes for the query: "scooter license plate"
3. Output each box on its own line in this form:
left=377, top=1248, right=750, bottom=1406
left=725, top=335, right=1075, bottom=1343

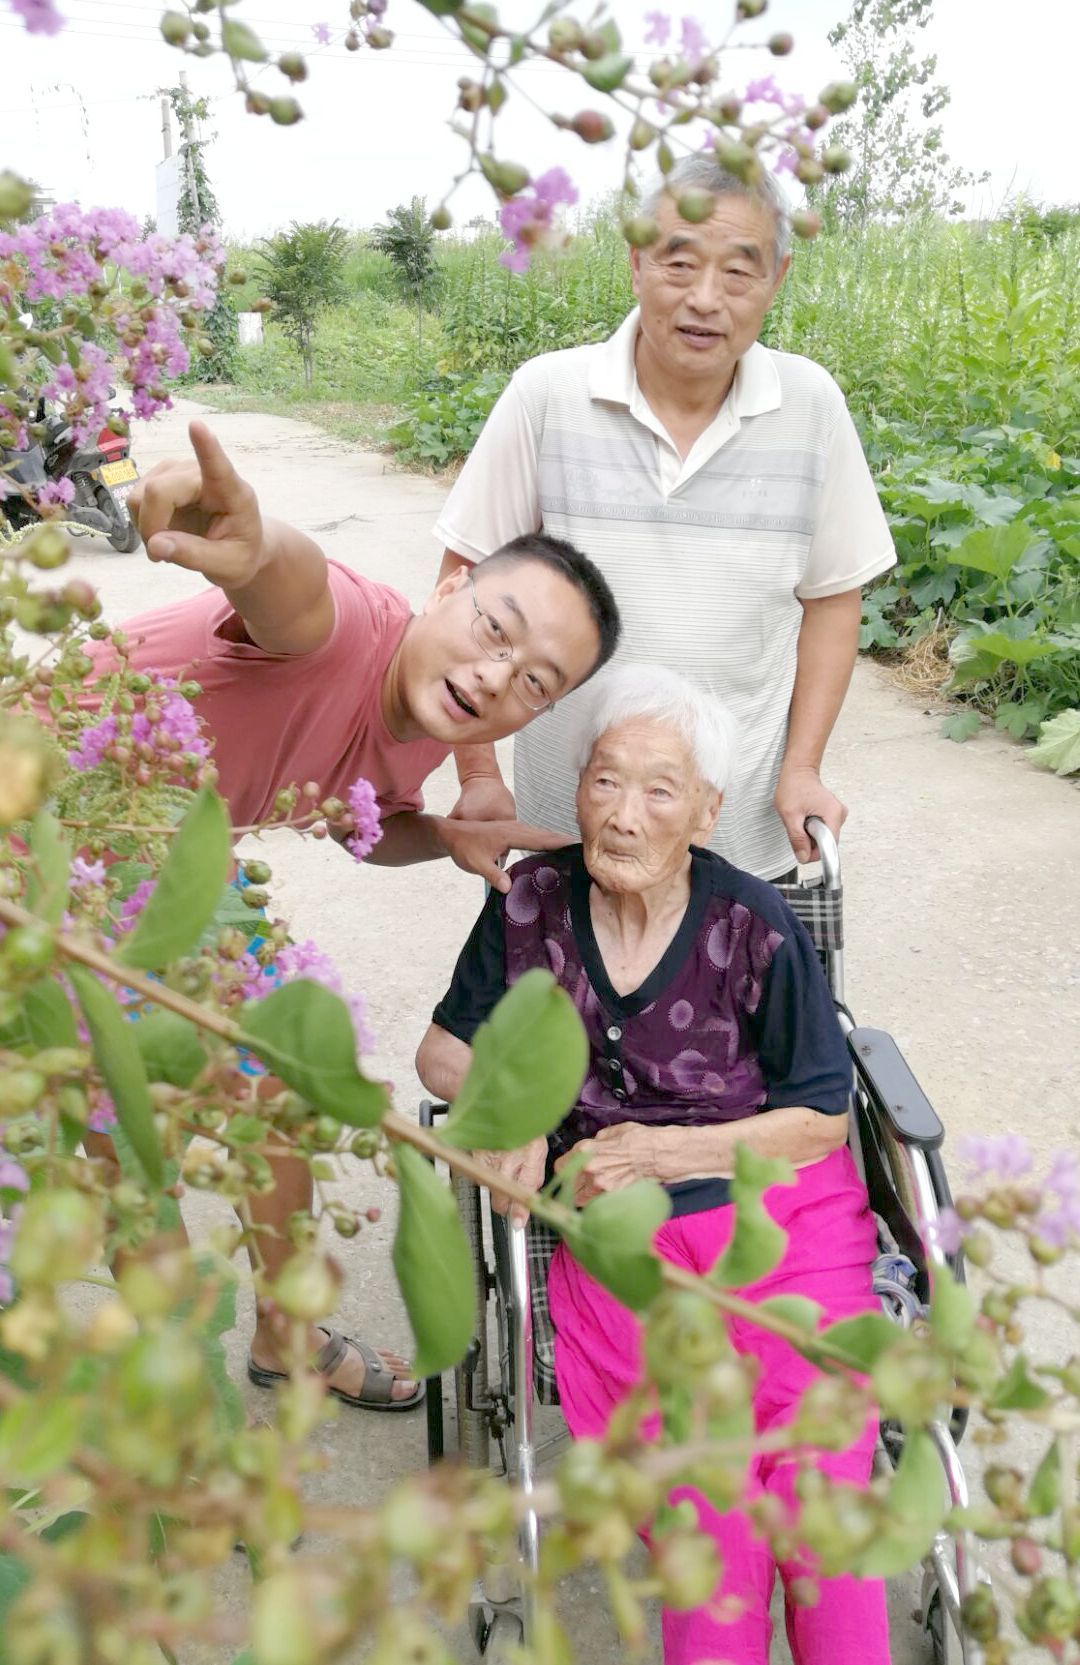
left=98, top=458, right=137, bottom=487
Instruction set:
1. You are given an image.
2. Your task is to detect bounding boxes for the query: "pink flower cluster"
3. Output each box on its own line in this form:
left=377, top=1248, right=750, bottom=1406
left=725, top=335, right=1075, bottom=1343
left=36, top=476, right=75, bottom=507
left=346, top=776, right=383, bottom=860
left=0, top=204, right=224, bottom=442
left=7, top=0, right=64, bottom=35
left=241, top=938, right=376, bottom=1057
left=68, top=677, right=210, bottom=773
left=0, top=1163, right=28, bottom=1308
left=499, top=168, right=579, bottom=274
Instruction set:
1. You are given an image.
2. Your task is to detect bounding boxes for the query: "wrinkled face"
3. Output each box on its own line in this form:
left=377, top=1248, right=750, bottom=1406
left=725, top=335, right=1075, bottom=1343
left=403, top=561, right=601, bottom=746
left=576, top=718, right=720, bottom=893
left=630, top=193, right=789, bottom=387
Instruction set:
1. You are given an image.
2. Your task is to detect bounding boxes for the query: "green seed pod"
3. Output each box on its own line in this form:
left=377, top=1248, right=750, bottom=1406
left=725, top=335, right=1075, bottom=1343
left=547, top=16, right=583, bottom=52
left=622, top=215, right=661, bottom=249
left=26, top=525, right=70, bottom=569
left=277, top=51, right=308, bottom=82
left=271, top=1251, right=342, bottom=1321
left=350, top=1129, right=381, bottom=1160
left=792, top=209, right=822, bottom=240
left=159, top=9, right=190, bottom=45
left=2, top=922, right=56, bottom=973
left=629, top=117, right=654, bottom=151
left=676, top=188, right=716, bottom=224
left=242, top=859, right=272, bottom=886
left=430, top=206, right=452, bottom=231
left=819, top=79, right=859, bottom=114
left=268, top=97, right=303, bottom=127
left=821, top=144, right=852, bottom=174
left=0, top=1068, right=48, bottom=1116
left=10, top=1188, right=102, bottom=1284
left=652, top=1528, right=720, bottom=1610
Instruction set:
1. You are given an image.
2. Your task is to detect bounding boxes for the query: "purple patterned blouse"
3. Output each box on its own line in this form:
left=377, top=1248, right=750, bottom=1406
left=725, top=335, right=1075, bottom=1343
left=433, top=846, right=850, bottom=1214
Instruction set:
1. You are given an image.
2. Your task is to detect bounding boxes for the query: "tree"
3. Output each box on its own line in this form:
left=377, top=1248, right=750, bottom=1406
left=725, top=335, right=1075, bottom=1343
left=819, top=0, right=983, bottom=226
left=371, top=196, right=437, bottom=346
left=255, top=219, right=348, bottom=387
left=165, top=80, right=237, bottom=382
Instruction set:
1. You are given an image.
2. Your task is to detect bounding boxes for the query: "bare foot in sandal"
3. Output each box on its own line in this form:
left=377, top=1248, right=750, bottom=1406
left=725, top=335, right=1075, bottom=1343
left=249, top=1307, right=422, bottom=1410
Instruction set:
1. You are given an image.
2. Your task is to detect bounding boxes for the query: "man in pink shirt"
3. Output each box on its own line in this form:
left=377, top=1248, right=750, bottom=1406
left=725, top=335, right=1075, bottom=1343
left=90, top=421, right=620, bottom=1409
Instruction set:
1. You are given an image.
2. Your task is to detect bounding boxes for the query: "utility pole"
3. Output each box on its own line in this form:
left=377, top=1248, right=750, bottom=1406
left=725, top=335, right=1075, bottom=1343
left=160, top=94, right=172, bottom=160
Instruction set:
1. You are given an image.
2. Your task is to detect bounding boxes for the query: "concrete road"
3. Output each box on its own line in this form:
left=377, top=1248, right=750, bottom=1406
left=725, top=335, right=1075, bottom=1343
left=60, top=398, right=1079, bottom=1662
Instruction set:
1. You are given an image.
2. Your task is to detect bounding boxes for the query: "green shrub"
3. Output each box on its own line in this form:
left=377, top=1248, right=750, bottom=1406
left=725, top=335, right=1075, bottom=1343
left=388, top=369, right=508, bottom=469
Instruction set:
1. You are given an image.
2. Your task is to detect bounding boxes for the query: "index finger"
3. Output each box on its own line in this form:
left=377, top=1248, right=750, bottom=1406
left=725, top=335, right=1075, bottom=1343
left=187, top=419, right=242, bottom=496
left=506, top=820, right=575, bottom=853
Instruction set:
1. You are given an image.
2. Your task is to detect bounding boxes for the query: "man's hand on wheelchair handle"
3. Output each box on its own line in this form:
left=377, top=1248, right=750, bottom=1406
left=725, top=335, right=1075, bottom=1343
left=435, top=816, right=572, bottom=894
left=474, top=1138, right=548, bottom=1228
left=774, top=761, right=847, bottom=865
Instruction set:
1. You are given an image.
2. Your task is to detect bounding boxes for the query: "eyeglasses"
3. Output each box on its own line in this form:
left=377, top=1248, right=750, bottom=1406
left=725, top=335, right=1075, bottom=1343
left=467, top=575, right=554, bottom=713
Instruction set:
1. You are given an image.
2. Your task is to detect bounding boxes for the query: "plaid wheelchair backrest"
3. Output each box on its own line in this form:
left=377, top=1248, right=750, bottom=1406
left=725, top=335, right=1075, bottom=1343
left=772, top=879, right=844, bottom=962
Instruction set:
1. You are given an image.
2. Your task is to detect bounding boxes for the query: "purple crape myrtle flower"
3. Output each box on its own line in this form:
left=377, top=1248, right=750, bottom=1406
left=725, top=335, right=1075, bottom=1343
left=0, top=1161, right=29, bottom=1194
left=117, top=879, right=156, bottom=930
left=956, top=1132, right=1033, bottom=1181
left=37, top=476, right=75, bottom=507
left=71, top=855, right=107, bottom=889
left=927, top=1207, right=965, bottom=1255
left=1033, top=1149, right=1080, bottom=1249
left=67, top=712, right=117, bottom=772
left=88, top=1091, right=118, bottom=1133
left=499, top=168, right=579, bottom=274
left=0, top=205, right=224, bottom=440
left=679, top=15, right=707, bottom=61
left=312, top=20, right=331, bottom=43
left=243, top=938, right=377, bottom=1056
left=8, top=0, right=64, bottom=34
left=743, top=74, right=805, bottom=120
left=644, top=9, right=671, bottom=46
left=346, top=776, right=383, bottom=860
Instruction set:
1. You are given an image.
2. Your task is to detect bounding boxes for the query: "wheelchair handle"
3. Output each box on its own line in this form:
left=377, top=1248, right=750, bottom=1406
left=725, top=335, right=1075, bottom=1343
left=805, top=815, right=842, bottom=892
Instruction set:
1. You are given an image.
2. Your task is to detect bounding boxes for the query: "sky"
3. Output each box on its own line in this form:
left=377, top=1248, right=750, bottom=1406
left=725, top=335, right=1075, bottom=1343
left=0, top=0, right=1075, bottom=241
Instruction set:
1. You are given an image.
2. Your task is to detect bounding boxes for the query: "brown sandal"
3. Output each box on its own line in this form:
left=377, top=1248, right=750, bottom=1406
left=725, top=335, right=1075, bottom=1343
left=247, top=1327, right=424, bottom=1412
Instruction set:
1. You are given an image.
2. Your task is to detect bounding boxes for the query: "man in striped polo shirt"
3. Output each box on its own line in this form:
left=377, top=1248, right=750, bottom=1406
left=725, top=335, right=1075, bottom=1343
left=434, top=155, right=896, bottom=881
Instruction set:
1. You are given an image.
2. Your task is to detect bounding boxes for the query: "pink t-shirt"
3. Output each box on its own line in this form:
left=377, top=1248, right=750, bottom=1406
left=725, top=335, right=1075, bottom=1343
left=88, top=562, right=450, bottom=828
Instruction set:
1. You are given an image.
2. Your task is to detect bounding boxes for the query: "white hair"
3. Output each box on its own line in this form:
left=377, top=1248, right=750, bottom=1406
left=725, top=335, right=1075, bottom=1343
left=641, top=154, right=792, bottom=268
left=572, top=665, right=737, bottom=794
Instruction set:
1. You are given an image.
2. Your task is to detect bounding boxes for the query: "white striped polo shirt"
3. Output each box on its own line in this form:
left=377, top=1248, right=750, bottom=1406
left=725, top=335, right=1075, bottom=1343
left=434, top=308, right=895, bottom=878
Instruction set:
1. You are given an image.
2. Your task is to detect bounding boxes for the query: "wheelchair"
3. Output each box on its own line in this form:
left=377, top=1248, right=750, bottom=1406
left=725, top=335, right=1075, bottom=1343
left=421, top=819, right=985, bottom=1664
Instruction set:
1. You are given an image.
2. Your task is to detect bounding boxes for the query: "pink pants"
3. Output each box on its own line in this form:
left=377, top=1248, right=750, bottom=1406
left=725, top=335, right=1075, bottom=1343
left=548, top=1148, right=891, bottom=1665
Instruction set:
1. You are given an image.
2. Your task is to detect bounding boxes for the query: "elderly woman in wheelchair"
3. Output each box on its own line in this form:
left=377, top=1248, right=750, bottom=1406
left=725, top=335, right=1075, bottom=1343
left=417, top=665, right=891, bottom=1665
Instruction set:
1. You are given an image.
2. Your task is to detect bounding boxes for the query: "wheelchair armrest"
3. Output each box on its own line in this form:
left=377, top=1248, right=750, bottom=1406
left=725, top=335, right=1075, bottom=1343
left=848, top=1027, right=944, bottom=1150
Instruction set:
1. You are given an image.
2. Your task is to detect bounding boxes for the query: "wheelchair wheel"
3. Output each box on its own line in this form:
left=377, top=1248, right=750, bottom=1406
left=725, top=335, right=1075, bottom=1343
left=453, top=1173, right=491, bottom=1470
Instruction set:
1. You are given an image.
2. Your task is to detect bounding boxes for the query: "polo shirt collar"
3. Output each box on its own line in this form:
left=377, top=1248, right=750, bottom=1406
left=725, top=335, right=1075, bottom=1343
left=588, top=306, right=782, bottom=419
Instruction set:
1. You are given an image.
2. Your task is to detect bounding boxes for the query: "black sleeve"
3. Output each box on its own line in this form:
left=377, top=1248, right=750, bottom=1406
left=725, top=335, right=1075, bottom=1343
left=430, top=885, right=508, bottom=1044
left=750, top=925, right=852, bottom=1115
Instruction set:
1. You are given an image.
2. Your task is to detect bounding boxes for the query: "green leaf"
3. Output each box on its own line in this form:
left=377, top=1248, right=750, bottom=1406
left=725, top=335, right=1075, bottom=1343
left=1030, top=709, right=1080, bottom=776
left=757, top=1295, right=823, bottom=1334
left=26, top=811, right=70, bottom=924
left=391, top=1144, right=474, bottom=1376
left=0, top=1398, right=81, bottom=1485
left=988, top=1353, right=1050, bottom=1411
left=711, top=1145, right=793, bottom=1288
left=132, top=1010, right=207, bottom=1088
left=819, top=1310, right=899, bottom=1371
left=940, top=711, right=981, bottom=743
left=459, top=0, right=495, bottom=54
left=852, top=1430, right=944, bottom=1577
left=441, top=971, right=588, bottom=1151
left=995, top=700, right=1046, bottom=739
left=582, top=51, right=633, bottom=92
left=949, top=520, right=1035, bottom=581
left=959, top=630, right=1059, bottom=669
left=929, top=1261, right=976, bottom=1350
left=0, top=1552, right=31, bottom=1639
left=22, top=978, right=77, bottom=1051
left=566, top=1180, right=670, bottom=1311
left=116, top=788, right=231, bottom=971
left=1027, top=1439, right=1061, bottom=1516
left=239, top=980, right=387, bottom=1128
left=68, top=965, right=163, bottom=1186
left=221, top=17, right=267, bottom=60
